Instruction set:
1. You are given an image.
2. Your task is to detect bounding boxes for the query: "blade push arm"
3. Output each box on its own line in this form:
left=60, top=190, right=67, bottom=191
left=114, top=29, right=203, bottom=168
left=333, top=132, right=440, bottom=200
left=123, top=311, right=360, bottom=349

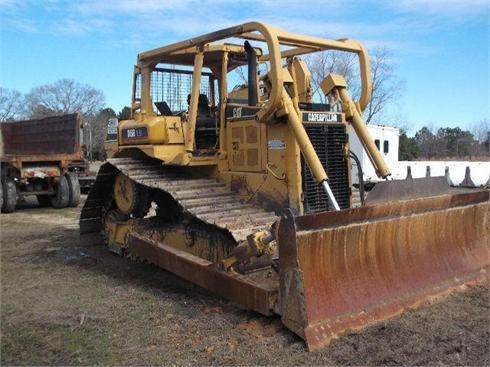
left=322, top=74, right=391, bottom=179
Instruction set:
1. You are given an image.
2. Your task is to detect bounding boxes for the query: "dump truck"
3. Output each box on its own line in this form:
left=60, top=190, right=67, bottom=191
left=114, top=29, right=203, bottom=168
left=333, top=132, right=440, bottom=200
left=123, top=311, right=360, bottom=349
left=80, top=22, right=489, bottom=351
left=1, top=113, right=84, bottom=213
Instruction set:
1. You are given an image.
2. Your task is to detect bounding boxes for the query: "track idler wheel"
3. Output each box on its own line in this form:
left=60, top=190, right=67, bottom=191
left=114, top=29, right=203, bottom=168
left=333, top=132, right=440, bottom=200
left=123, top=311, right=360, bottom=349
left=113, top=172, right=150, bottom=218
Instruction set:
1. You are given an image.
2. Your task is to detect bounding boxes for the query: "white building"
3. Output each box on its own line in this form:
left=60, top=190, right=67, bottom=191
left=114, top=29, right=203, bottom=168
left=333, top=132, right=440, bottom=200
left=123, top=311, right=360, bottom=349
left=349, top=124, right=490, bottom=187
left=349, top=124, right=399, bottom=185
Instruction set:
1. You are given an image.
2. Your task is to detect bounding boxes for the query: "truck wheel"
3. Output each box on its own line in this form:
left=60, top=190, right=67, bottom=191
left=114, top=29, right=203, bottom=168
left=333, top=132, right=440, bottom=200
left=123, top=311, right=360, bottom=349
left=51, top=175, right=69, bottom=209
left=37, top=195, right=51, bottom=207
left=1, top=178, right=17, bottom=213
left=66, top=173, right=81, bottom=207
left=0, top=180, right=3, bottom=210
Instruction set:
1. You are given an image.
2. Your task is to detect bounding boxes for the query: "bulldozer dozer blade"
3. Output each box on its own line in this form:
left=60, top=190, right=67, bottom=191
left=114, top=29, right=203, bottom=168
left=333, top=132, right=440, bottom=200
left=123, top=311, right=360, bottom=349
left=277, top=190, right=489, bottom=351
left=365, top=176, right=461, bottom=204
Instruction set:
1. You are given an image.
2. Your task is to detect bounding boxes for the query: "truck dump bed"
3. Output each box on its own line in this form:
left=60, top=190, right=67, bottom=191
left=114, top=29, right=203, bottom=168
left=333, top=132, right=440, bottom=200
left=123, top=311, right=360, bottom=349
left=1, top=113, right=88, bottom=212
left=1, top=113, right=83, bottom=163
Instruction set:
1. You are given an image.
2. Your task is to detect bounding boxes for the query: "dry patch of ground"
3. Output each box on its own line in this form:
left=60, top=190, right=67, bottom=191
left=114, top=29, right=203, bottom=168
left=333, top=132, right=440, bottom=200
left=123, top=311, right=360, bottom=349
left=1, top=197, right=489, bottom=365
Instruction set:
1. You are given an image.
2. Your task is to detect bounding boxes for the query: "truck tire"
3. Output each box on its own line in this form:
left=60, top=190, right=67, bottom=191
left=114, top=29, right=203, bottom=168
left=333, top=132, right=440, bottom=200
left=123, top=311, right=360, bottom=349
left=51, top=175, right=69, bottom=209
left=1, top=178, right=17, bottom=213
left=66, top=173, right=81, bottom=207
left=0, top=180, right=3, bottom=210
left=37, top=195, right=51, bottom=207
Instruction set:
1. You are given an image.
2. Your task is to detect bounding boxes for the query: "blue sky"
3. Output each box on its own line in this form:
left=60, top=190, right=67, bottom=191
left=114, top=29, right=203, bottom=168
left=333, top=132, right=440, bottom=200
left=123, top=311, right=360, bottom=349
left=0, top=0, right=488, bottom=135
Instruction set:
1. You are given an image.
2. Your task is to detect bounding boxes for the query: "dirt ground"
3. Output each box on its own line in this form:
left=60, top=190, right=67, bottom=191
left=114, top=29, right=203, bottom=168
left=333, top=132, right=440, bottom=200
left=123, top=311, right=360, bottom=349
left=1, top=197, right=489, bottom=366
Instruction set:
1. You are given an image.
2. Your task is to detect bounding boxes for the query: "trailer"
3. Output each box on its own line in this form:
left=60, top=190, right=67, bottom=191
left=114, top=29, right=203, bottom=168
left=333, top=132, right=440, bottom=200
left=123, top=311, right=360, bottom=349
left=0, top=113, right=87, bottom=213
left=349, top=124, right=399, bottom=185
left=68, top=159, right=96, bottom=193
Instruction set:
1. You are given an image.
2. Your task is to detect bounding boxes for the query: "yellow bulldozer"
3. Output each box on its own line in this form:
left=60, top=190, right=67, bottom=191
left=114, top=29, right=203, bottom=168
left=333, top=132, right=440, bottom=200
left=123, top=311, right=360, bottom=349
left=81, top=22, right=489, bottom=351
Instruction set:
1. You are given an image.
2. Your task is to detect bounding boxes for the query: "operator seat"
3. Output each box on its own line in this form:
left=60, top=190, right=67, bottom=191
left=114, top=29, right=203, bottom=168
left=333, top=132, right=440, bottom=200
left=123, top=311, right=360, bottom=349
left=195, top=94, right=217, bottom=150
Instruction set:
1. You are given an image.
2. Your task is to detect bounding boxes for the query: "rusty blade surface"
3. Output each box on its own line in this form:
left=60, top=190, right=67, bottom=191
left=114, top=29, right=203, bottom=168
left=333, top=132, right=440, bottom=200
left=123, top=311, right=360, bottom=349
left=278, top=190, right=489, bottom=351
left=127, top=233, right=278, bottom=315
left=364, top=176, right=457, bottom=204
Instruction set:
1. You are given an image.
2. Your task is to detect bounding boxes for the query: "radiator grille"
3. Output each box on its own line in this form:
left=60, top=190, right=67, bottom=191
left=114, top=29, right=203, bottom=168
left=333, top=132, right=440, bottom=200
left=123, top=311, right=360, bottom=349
left=301, top=123, right=350, bottom=213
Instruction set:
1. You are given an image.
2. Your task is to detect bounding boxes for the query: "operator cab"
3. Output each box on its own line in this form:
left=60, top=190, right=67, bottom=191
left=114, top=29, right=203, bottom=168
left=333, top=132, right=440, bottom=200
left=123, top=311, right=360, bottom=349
left=130, top=44, right=263, bottom=155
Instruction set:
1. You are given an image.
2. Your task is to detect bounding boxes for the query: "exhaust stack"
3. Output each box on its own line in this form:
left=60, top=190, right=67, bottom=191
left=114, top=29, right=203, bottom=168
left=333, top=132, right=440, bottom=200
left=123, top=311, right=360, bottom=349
left=245, top=41, right=258, bottom=106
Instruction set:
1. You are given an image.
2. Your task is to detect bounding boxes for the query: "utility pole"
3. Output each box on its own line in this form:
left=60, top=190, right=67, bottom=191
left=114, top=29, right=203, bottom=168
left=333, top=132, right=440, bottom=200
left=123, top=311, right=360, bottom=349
left=84, top=121, right=93, bottom=162
left=89, top=122, right=93, bottom=162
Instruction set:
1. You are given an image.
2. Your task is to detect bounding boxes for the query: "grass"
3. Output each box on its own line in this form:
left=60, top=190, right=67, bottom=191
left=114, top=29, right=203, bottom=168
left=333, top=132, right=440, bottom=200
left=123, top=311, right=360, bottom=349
left=1, top=200, right=489, bottom=366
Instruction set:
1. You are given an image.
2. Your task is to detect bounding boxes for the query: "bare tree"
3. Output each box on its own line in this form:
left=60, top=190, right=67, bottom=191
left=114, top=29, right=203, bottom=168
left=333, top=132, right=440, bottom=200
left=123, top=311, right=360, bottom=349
left=25, top=79, right=105, bottom=119
left=364, top=48, right=404, bottom=124
left=306, top=47, right=403, bottom=124
left=0, top=88, right=24, bottom=122
left=307, top=51, right=359, bottom=104
left=470, top=118, right=489, bottom=156
left=471, top=118, right=489, bottom=143
left=84, top=108, right=117, bottom=160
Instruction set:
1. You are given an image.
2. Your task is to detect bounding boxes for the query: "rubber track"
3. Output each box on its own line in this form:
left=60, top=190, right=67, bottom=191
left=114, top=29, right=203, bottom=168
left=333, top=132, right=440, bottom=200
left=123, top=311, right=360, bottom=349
left=80, top=157, right=279, bottom=244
